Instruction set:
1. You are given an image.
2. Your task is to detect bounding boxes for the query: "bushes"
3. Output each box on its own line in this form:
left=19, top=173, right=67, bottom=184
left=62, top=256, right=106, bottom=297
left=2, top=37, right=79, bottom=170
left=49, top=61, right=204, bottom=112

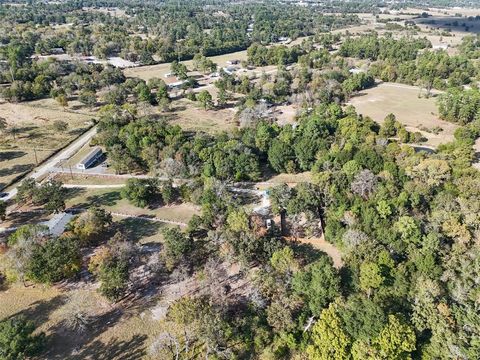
left=343, top=73, right=375, bottom=96
left=292, top=256, right=340, bottom=316
left=268, top=139, right=296, bottom=173
left=97, top=257, right=129, bottom=301
left=247, top=43, right=303, bottom=66
left=16, top=179, right=66, bottom=214
left=438, top=88, right=480, bottom=124
left=5, top=225, right=80, bottom=284
left=67, top=207, right=113, bottom=246
left=339, top=35, right=429, bottom=62
left=88, top=233, right=136, bottom=301
left=162, top=227, right=194, bottom=270
left=121, top=178, right=160, bottom=208
left=26, top=236, right=81, bottom=284
left=0, top=317, right=45, bottom=360
left=121, top=179, right=180, bottom=208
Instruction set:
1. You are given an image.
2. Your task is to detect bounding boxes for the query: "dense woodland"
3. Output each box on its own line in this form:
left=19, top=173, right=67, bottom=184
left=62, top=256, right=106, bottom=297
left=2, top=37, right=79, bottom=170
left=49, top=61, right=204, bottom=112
left=4, top=101, right=479, bottom=359
left=1, top=0, right=480, bottom=359
left=0, top=0, right=360, bottom=67
left=339, top=34, right=477, bottom=92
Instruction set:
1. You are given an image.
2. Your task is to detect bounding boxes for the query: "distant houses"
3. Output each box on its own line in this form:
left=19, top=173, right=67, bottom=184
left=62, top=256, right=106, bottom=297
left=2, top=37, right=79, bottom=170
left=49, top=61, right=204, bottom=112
left=277, top=36, right=292, bottom=44
left=168, top=80, right=188, bottom=89
left=222, top=65, right=239, bottom=75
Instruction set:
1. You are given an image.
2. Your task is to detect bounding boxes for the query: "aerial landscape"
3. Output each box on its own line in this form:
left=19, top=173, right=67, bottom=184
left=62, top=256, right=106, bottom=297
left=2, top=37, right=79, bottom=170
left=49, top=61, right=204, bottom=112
left=1, top=0, right=480, bottom=358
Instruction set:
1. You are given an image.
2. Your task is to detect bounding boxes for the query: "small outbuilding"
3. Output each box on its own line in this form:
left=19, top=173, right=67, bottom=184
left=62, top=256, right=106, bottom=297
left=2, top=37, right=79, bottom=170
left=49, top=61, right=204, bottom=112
left=77, top=147, right=102, bottom=170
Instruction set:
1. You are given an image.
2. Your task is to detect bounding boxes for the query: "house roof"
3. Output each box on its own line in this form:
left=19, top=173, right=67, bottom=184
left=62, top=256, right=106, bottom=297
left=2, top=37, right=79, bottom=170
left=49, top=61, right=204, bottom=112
left=43, top=212, right=75, bottom=236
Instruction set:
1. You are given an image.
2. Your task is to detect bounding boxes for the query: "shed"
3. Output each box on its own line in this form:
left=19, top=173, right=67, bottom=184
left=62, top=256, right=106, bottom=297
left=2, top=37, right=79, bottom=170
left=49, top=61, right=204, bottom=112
left=77, top=147, right=102, bottom=170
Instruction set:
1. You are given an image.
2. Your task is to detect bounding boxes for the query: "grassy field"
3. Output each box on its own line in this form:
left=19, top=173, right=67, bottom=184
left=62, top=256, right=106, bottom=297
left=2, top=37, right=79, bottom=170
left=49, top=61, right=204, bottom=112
left=0, top=149, right=53, bottom=189
left=65, top=187, right=200, bottom=224
left=124, top=50, right=250, bottom=81
left=55, top=174, right=128, bottom=185
left=267, top=171, right=313, bottom=184
left=0, top=98, right=95, bottom=188
left=348, top=82, right=458, bottom=147
left=163, top=98, right=238, bottom=133
left=63, top=142, right=101, bottom=168
left=0, top=262, right=161, bottom=359
left=0, top=207, right=183, bottom=359
left=335, top=11, right=468, bottom=55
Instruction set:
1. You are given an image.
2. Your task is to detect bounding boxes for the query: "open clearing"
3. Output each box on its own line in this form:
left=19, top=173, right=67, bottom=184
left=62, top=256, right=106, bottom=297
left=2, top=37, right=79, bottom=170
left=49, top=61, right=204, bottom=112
left=337, top=11, right=469, bottom=55
left=125, top=50, right=249, bottom=81
left=348, top=82, right=457, bottom=147
left=0, top=264, right=160, bottom=360
left=163, top=98, right=237, bottom=133
left=65, top=187, right=200, bottom=224
left=0, top=98, right=95, bottom=188
left=297, top=236, right=343, bottom=269
left=0, top=214, right=207, bottom=359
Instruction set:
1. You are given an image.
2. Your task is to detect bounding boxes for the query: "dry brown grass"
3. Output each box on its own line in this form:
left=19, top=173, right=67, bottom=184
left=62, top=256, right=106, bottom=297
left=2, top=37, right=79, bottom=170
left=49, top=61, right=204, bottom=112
left=275, top=104, right=299, bottom=126
left=266, top=171, right=313, bottom=184
left=124, top=50, right=249, bottom=81
left=348, top=82, right=458, bottom=147
left=295, top=236, right=344, bottom=269
left=55, top=173, right=128, bottom=186
left=0, top=98, right=95, bottom=187
left=164, top=99, right=238, bottom=133
left=0, top=283, right=162, bottom=359
left=0, top=283, right=62, bottom=320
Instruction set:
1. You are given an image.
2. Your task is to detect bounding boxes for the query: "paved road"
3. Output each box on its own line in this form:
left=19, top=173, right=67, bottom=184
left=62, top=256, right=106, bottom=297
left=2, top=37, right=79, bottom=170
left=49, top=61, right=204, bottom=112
left=3, top=126, right=97, bottom=201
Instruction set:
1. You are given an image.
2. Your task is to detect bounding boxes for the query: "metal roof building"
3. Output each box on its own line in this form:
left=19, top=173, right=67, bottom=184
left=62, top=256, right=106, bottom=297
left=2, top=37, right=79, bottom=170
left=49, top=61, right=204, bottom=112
left=42, top=212, right=75, bottom=236
left=76, top=147, right=102, bottom=170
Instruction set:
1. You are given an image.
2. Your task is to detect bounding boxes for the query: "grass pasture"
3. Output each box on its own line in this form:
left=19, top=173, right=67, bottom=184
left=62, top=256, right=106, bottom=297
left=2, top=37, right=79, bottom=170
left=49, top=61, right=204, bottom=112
left=124, top=50, right=249, bottom=81
left=163, top=98, right=238, bottom=133
left=0, top=98, right=95, bottom=188
left=348, top=82, right=457, bottom=147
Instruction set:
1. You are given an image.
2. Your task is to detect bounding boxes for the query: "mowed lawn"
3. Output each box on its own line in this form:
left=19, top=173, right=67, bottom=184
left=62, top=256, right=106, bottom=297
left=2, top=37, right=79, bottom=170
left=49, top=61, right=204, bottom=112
left=65, top=187, right=200, bottom=224
left=348, top=82, right=458, bottom=147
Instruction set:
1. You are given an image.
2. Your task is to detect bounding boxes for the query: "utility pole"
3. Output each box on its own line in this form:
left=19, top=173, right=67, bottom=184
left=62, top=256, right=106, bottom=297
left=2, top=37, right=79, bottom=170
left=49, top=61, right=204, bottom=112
left=33, top=147, right=38, bottom=166
left=69, top=165, right=74, bottom=180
